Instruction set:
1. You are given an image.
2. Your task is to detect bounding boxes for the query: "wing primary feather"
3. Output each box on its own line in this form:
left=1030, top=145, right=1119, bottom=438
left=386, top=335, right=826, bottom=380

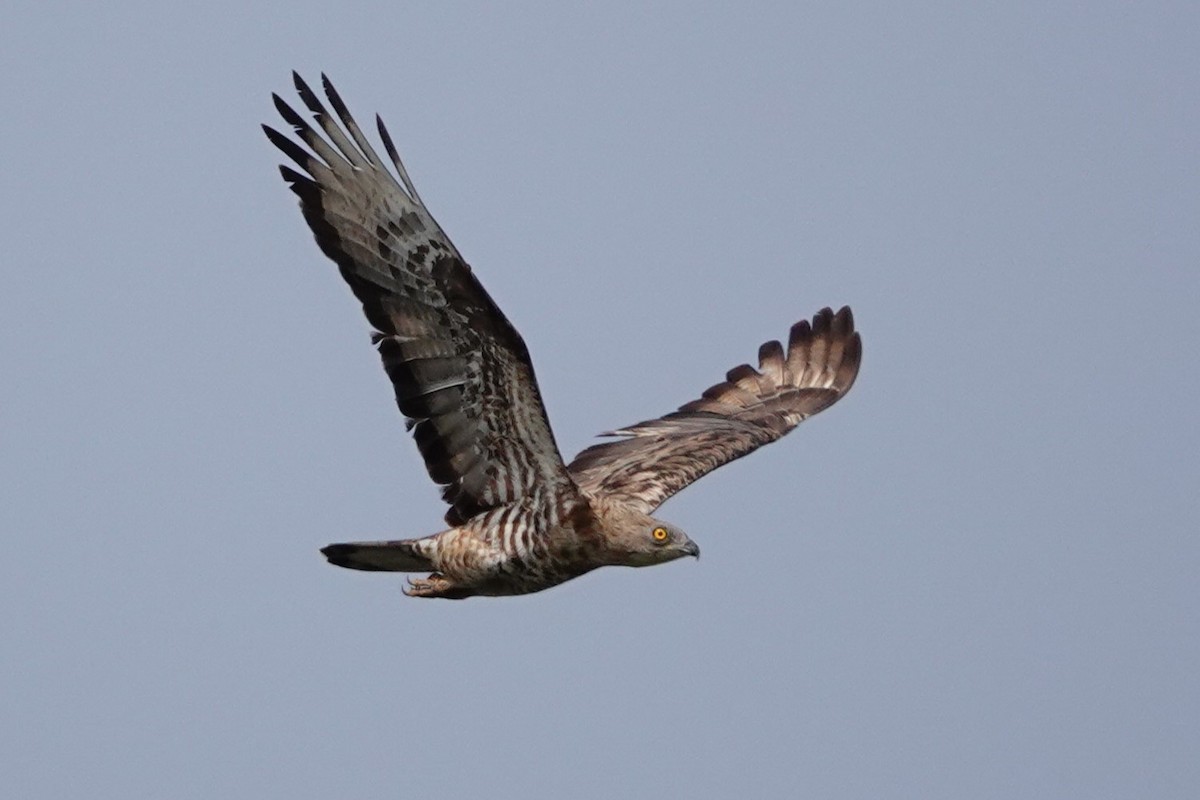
left=292, top=72, right=371, bottom=171
left=319, top=73, right=388, bottom=174
left=262, top=124, right=329, bottom=179
left=377, top=114, right=423, bottom=204
left=757, top=340, right=787, bottom=386
left=271, top=95, right=354, bottom=177
left=276, top=165, right=319, bottom=200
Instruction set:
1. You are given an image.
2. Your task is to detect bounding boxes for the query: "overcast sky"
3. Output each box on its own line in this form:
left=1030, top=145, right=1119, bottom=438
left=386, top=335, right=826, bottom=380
left=3, top=2, right=1197, bottom=798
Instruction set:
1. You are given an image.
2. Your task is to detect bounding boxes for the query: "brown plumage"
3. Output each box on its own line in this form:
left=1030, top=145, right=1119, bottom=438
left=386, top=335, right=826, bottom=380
left=265, top=73, right=861, bottom=598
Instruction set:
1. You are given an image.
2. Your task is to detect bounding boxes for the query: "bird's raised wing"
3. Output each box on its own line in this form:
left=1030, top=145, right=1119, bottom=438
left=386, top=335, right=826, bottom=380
left=568, top=307, right=861, bottom=514
left=265, top=73, right=572, bottom=526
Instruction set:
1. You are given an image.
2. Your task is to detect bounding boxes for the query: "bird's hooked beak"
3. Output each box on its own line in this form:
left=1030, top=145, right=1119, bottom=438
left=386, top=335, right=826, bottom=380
left=682, top=540, right=701, bottom=560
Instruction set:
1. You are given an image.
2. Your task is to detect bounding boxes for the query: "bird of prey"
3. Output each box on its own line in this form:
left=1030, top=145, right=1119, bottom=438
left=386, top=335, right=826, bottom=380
left=264, top=73, right=862, bottom=599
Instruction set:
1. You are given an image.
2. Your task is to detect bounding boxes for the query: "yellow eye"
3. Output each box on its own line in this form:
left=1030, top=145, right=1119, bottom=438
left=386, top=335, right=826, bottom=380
left=652, top=527, right=669, bottom=542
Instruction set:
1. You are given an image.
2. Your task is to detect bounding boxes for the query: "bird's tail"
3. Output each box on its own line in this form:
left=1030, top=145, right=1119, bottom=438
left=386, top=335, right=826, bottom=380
left=321, top=539, right=433, bottom=572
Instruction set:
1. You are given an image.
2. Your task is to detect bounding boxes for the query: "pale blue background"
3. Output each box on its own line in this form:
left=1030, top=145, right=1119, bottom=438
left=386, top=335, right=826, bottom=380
left=3, top=2, right=1197, bottom=797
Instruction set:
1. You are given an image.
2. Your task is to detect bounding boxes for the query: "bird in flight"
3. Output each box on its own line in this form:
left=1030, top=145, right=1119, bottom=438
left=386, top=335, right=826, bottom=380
left=264, top=73, right=862, bottom=599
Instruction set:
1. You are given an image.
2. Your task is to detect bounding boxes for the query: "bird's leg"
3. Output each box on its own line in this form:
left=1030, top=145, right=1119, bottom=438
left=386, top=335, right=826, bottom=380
left=403, top=573, right=470, bottom=599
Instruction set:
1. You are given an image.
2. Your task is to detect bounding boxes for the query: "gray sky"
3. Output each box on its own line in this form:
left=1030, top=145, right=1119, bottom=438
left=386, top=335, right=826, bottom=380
left=3, top=2, right=1197, bottom=797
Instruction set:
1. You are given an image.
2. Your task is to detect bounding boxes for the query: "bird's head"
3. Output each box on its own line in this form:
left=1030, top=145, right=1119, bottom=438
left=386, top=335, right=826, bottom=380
left=599, top=505, right=700, bottom=567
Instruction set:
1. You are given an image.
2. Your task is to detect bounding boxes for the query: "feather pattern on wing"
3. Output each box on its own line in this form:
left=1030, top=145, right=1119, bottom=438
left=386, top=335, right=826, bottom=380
left=567, top=306, right=861, bottom=513
left=264, top=73, right=573, bottom=525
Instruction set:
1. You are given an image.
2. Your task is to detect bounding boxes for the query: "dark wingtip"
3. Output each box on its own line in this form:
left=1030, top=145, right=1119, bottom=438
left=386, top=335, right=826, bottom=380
left=376, top=113, right=397, bottom=154
left=293, top=72, right=322, bottom=114
left=322, top=73, right=347, bottom=112
left=261, top=122, right=289, bottom=148
left=832, top=305, right=855, bottom=334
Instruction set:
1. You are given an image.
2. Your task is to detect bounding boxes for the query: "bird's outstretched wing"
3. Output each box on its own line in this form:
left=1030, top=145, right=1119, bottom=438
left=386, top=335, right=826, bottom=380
left=264, top=73, right=572, bottom=526
left=568, top=306, right=861, bottom=514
